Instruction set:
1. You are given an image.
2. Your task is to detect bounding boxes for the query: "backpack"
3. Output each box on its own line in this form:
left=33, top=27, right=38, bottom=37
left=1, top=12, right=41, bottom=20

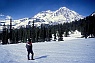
left=26, top=43, right=30, bottom=50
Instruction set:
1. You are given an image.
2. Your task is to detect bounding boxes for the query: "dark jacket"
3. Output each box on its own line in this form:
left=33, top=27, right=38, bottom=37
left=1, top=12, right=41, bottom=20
left=26, top=42, right=33, bottom=51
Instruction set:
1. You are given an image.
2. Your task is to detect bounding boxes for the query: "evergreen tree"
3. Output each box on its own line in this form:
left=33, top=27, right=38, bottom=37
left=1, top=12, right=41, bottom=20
left=35, top=27, right=40, bottom=42
left=48, top=27, right=52, bottom=41
left=58, top=24, right=64, bottom=41
left=39, top=24, right=46, bottom=42
left=31, top=21, right=35, bottom=43
left=9, top=19, right=12, bottom=43
left=54, top=26, right=57, bottom=41
left=2, top=24, right=8, bottom=44
left=64, top=29, right=69, bottom=37
left=15, top=29, right=19, bottom=43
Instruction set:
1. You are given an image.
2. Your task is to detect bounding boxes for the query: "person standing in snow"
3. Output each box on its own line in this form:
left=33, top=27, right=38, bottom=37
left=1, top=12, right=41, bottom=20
left=26, top=38, right=34, bottom=60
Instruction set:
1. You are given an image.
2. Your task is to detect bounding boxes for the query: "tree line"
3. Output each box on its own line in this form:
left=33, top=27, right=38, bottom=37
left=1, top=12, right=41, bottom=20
left=0, top=13, right=95, bottom=44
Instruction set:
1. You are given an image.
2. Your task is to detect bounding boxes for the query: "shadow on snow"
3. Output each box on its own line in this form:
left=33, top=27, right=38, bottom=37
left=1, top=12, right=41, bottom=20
left=35, top=55, right=49, bottom=59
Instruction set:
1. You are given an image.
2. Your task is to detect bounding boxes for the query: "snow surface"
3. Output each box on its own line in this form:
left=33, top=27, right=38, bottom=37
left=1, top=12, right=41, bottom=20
left=0, top=37, right=95, bottom=63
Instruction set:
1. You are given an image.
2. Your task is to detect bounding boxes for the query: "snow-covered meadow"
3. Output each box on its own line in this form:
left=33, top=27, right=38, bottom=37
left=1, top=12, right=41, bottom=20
left=0, top=37, right=95, bottom=63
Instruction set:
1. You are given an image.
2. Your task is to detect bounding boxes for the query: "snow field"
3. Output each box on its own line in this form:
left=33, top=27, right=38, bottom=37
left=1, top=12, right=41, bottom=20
left=0, top=38, right=95, bottom=63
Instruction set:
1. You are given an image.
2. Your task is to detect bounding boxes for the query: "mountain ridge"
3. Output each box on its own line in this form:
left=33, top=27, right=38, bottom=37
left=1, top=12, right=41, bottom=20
left=1, top=7, right=84, bottom=29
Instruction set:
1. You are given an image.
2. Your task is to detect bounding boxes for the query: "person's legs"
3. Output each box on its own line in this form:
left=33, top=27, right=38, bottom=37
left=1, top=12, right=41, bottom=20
left=31, top=53, right=34, bottom=60
left=27, top=51, right=30, bottom=60
left=31, top=50, right=34, bottom=60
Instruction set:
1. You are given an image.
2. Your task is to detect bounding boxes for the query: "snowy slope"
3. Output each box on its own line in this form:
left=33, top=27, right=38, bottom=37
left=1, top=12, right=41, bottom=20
left=0, top=38, right=95, bottom=63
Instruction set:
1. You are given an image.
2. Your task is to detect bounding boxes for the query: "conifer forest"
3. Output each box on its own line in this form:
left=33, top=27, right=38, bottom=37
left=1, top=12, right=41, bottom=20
left=0, top=14, right=95, bottom=44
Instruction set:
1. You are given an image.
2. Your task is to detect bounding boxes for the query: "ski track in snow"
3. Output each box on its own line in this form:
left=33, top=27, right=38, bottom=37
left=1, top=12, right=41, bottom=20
left=0, top=38, right=95, bottom=63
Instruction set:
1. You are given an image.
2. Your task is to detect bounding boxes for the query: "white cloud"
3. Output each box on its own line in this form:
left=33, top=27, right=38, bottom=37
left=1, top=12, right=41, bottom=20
left=0, top=14, right=4, bottom=16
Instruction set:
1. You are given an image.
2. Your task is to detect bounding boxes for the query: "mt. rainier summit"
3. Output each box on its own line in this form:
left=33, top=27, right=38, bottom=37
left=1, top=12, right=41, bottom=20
left=33, top=7, right=83, bottom=23
left=5, top=7, right=84, bottom=28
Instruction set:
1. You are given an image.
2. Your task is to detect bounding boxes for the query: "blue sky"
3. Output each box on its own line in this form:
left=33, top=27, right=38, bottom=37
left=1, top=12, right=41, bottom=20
left=0, top=0, right=95, bottom=19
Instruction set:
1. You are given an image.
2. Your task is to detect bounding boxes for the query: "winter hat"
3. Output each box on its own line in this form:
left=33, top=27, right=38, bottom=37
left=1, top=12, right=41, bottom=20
left=28, top=38, right=31, bottom=42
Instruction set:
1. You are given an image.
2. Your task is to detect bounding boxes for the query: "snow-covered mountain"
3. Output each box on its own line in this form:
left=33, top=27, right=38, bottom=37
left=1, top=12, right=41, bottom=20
left=33, top=7, right=83, bottom=24
left=14, top=7, right=83, bottom=28
left=0, top=7, right=84, bottom=29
